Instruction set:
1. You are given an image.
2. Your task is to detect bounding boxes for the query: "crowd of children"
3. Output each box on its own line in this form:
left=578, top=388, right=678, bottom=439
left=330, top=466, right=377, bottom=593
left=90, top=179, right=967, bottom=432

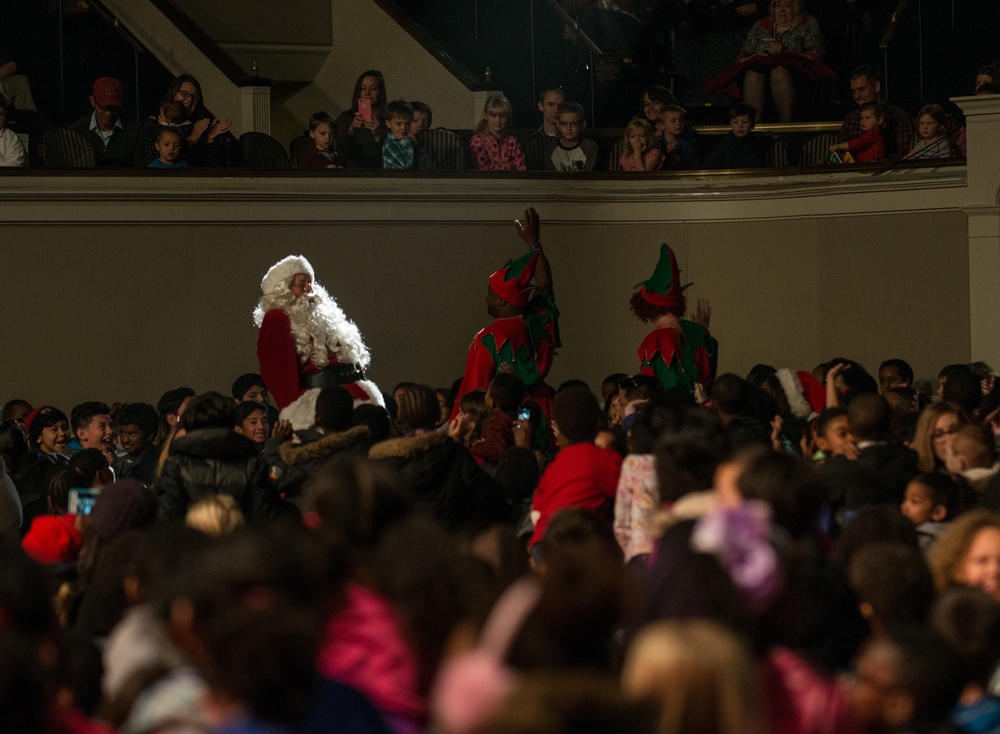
left=6, top=330, right=1000, bottom=734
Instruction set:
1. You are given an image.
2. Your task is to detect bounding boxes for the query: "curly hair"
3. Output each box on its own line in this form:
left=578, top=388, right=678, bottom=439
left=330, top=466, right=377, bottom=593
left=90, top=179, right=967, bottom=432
left=928, top=510, right=1000, bottom=593
left=629, top=290, right=684, bottom=323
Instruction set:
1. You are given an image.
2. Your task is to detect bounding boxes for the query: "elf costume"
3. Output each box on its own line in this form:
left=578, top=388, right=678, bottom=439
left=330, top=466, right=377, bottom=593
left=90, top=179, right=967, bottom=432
left=634, top=244, right=718, bottom=393
left=453, top=249, right=561, bottom=422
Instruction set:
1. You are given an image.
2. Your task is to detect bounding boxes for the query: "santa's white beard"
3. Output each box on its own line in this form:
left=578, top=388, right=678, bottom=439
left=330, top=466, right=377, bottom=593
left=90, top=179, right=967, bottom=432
left=254, top=283, right=371, bottom=370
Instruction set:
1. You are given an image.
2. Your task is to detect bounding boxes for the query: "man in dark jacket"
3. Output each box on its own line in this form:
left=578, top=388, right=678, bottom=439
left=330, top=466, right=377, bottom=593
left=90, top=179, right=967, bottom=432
left=68, top=77, right=142, bottom=167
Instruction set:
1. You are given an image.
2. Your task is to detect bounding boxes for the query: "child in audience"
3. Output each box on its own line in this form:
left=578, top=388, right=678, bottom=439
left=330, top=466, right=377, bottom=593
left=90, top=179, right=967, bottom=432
left=185, top=494, right=245, bottom=535
left=811, top=407, right=852, bottom=460
left=846, top=629, right=965, bottom=734
left=234, top=400, right=269, bottom=447
left=469, top=373, right=524, bottom=466
left=702, top=103, right=766, bottom=169
left=410, top=101, right=432, bottom=134
left=847, top=542, right=935, bottom=633
left=619, top=118, right=662, bottom=171
left=0, top=96, right=27, bottom=167
left=905, top=103, right=955, bottom=159
left=622, top=620, right=759, bottom=734
left=299, top=111, right=344, bottom=169
left=147, top=128, right=187, bottom=168
left=829, top=101, right=886, bottom=163
left=930, top=510, right=1000, bottom=602
left=657, top=105, right=695, bottom=170
left=901, top=472, right=969, bottom=549
left=529, top=386, right=623, bottom=554
left=469, top=95, right=525, bottom=171
left=931, top=587, right=1000, bottom=733
left=141, top=101, right=187, bottom=165
left=878, top=358, right=913, bottom=393
left=945, top=423, right=999, bottom=491
left=546, top=102, right=598, bottom=171
left=382, top=99, right=429, bottom=170
left=456, top=389, right=489, bottom=449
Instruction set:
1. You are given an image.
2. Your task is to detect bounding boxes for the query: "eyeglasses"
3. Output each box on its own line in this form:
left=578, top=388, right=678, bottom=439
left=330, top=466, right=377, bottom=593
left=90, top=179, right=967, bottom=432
left=178, top=90, right=201, bottom=102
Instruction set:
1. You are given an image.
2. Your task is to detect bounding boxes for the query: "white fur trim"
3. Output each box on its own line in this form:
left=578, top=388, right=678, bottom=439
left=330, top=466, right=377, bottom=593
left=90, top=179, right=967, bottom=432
left=280, top=389, right=322, bottom=432
left=261, top=255, right=315, bottom=295
left=280, top=380, right=385, bottom=431
left=777, top=367, right=812, bottom=420
left=353, top=379, right=386, bottom=408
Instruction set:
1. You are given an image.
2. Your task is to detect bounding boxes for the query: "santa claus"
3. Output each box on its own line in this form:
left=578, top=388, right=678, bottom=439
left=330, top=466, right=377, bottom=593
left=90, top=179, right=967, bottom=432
left=253, top=255, right=383, bottom=429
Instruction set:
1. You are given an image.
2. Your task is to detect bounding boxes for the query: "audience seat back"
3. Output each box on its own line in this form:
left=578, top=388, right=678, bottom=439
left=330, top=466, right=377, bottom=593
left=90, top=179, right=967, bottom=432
left=607, top=138, right=625, bottom=171
left=416, top=128, right=467, bottom=170
left=764, top=137, right=790, bottom=167
left=40, top=128, right=97, bottom=169
left=288, top=134, right=311, bottom=168
left=521, top=133, right=552, bottom=171
left=240, top=132, right=291, bottom=169
left=799, top=133, right=838, bottom=166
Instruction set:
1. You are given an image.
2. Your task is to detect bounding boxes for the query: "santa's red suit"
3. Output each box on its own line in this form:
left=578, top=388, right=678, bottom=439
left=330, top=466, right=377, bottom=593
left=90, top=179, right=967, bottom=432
left=254, top=255, right=382, bottom=430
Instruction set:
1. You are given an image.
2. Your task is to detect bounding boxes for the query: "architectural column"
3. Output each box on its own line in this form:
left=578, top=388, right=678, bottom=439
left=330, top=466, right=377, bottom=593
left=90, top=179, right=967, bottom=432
left=955, top=94, right=1000, bottom=367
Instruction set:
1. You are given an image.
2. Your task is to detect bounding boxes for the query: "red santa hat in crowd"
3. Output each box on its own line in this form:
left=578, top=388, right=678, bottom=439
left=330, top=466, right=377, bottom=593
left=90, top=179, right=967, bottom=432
left=261, top=255, right=315, bottom=294
left=487, top=250, right=540, bottom=307
left=776, top=368, right=826, bottom=419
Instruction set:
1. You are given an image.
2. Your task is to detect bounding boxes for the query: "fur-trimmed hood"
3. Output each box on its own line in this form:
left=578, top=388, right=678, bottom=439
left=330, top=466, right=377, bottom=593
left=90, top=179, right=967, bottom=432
left=279, top=425, right=370, bottom=465
left=368, top=430, right=451, bottom=460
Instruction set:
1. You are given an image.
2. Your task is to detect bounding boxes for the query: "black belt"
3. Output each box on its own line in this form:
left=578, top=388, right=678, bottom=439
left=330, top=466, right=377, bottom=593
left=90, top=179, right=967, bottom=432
left=301, top=364, right=365, bottom=390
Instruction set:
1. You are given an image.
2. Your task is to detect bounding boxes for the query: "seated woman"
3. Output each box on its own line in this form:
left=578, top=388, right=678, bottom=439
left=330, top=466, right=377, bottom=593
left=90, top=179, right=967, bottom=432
left=706, top=0, right=831, bottom=123
left=739, top=0, right=825, bottom=122
left=336, top=70, right=387, bottom=169
left=144, top=75, right=237, bottom=166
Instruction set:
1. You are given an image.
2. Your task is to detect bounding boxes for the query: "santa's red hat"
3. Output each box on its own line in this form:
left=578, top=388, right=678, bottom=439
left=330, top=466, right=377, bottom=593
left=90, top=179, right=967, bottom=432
left=261, top=255, right=315, bottom=295
left=636, top=244, right=691, bottom=309
left=488, top=250, right=540, bottom=307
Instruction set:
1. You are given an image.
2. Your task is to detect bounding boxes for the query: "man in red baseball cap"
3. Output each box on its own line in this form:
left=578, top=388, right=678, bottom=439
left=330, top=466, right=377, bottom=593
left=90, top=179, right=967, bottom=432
left=69, top=76, right=143, bottom=166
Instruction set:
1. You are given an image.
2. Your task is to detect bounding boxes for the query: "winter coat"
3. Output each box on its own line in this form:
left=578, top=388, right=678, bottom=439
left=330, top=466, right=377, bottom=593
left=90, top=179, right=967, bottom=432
left=155, top=428, right=278, bottom=520
left=264, top=425, right=370, bottom=505
left=368, top=431, right=511, bottom=532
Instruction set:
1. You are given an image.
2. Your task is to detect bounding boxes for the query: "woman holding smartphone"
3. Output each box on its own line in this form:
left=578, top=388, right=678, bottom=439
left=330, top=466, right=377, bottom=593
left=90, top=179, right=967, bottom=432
left=336, top=69, right=388, bottom=168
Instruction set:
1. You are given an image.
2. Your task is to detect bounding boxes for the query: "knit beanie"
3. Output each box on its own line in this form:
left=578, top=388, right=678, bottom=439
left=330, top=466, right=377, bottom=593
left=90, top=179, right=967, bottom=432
left=90, top=479, right=159, bottom=540
left=22, top=515, right=82, bottom=564
left=24, top=406, right=68, bottom=446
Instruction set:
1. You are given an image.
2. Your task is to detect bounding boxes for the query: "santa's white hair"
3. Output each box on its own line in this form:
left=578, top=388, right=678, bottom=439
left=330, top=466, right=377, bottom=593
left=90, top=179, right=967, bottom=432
left=253, top=278, right=371, bottom=371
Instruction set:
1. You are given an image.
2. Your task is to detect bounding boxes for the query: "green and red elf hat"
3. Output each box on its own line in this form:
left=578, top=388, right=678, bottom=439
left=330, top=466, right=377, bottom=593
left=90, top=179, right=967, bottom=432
left=636, top=243, right=692, bottom=309
left=488, top=250, right=540, bottom=307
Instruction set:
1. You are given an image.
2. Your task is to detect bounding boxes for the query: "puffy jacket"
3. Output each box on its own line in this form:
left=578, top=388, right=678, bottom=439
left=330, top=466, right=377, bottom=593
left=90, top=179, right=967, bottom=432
left=368, top=431, right=512, bottom=532
left=155, top=428, right=278, bottom=520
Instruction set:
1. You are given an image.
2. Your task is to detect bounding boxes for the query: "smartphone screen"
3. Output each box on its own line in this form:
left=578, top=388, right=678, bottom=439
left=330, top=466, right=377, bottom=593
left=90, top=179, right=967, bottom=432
left=68, top=487, right=101, bottom=515
left=358, top=98, right=372, bottom=122
left=518, top=406, right=532, bottom=422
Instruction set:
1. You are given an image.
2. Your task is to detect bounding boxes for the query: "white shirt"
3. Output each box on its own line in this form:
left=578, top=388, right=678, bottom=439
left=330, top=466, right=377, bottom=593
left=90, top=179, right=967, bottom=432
left=0, top=127, right=27, bottom=167
left=88, top=112, right=123, bottom=147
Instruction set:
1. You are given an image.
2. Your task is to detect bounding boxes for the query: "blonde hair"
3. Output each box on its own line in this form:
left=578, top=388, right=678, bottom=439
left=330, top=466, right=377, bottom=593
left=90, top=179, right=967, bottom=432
left=912, top=403, right=968, bottom=472
left=622, top=620, right=761, bottom=734
left=928, top=510, right=1000, bottom=592
left=622, top=118, right=655, bottom=158
left=769, top=0, right=803, bottom=22
left=474, top=95, right=513, bottom=139
left=186, top=494, right=246, bottom=536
